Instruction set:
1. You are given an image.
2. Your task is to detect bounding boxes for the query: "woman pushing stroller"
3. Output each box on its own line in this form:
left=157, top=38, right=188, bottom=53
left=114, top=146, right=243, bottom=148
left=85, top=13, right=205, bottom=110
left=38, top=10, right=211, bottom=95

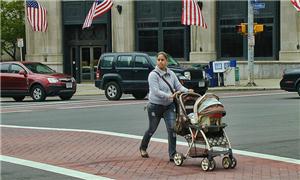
left=139, top=51, right=193, bottom=161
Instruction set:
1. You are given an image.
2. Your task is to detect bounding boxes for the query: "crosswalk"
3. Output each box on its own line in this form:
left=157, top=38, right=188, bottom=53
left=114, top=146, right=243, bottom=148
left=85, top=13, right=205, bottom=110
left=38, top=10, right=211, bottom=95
left=0, top=97, right=147, bottom=114
left=0, top=90, right=290, bottom=114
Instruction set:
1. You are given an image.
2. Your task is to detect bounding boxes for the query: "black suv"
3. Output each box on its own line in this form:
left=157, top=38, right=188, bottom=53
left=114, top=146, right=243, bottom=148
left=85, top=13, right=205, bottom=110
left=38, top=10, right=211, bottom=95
left=95, top=52, right=208, bottom=100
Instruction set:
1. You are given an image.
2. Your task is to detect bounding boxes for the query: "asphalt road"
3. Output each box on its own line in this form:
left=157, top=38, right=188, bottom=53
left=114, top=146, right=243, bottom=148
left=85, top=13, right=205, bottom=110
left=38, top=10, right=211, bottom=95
left=1, top=162, right=81, bottom=180
left=1, top=90, right=299, bottom=159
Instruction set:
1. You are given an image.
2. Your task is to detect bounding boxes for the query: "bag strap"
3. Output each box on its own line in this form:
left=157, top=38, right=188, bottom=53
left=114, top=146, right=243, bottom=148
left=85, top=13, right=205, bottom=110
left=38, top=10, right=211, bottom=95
left=154, top=71, right=175, bottom=94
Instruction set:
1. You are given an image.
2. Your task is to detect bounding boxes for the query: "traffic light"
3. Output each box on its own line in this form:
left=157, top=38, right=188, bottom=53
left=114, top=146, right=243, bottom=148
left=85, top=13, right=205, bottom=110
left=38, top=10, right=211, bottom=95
left=254, top=24, right=264, bottom=34
left=236, top=23, right=247, bottom=35
left=236, top=23, right=264, bottom=35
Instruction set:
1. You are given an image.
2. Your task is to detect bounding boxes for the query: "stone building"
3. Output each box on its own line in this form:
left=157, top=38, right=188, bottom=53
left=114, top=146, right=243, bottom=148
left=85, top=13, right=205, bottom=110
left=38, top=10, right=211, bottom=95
left=25, top=0, right=300, bottom=82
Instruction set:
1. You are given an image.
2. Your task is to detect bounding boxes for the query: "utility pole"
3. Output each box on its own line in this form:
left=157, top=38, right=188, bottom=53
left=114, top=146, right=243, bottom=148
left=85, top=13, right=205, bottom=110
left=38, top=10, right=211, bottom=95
left=247, top=0, right=256, bottom=86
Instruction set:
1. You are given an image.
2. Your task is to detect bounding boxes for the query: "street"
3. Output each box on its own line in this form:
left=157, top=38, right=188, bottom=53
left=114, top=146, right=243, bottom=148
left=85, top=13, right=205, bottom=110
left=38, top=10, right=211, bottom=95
left=1, top=90, right=300, bottom=179
left=1, top=90, right=299, bottom=158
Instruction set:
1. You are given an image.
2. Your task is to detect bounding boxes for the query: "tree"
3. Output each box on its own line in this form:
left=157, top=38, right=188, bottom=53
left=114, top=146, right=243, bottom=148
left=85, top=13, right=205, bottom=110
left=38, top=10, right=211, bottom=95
left=1, top=0, right=25, bottom=61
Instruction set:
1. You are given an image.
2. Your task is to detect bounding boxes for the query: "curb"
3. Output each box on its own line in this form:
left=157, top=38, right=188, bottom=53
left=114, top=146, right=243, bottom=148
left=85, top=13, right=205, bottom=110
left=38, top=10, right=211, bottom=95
left=74, top=87, right=281, bottom=96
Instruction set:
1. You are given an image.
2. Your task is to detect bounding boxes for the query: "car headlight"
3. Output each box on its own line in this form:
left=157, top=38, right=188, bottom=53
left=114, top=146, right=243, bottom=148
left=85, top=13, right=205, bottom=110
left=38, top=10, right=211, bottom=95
left=202, top=71, right=207, bottom=79
left=184, top=71, right=191, bottom=80
left=178, top=75, right=188, bottom=80
left=47, top=78, right=59, bottom=83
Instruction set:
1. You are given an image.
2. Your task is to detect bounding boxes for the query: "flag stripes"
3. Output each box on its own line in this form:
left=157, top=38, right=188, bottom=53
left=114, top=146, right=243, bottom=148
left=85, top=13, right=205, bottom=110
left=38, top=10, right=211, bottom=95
left=291, top=0, right=300, bottom=11
left=83, top=0, right=113, bottom=29
left=181, top=0, right=207, bottom=28
left=26, top=0, right=48, bottom=32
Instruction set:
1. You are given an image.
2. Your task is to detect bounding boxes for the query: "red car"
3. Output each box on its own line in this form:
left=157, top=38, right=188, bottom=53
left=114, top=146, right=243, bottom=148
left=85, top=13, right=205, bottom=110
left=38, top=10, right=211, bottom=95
left=0, top=61, right=76, bottom=101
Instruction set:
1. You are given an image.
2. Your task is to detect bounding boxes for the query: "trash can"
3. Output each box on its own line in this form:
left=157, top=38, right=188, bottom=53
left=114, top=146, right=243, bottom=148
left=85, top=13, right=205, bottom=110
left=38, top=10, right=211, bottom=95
left=235, top=67, right=240, bottom=84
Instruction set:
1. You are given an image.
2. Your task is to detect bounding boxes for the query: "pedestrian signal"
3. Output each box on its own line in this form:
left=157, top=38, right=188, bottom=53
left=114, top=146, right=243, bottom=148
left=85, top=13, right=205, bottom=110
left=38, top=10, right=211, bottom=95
left=254, top=24, right=264, bottom=34
left=236, top=23, right=247, bottom=35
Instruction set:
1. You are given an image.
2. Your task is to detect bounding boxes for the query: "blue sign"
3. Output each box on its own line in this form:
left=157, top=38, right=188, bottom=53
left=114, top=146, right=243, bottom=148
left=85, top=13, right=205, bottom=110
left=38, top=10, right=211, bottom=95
left=253, top=3, right=265, bottom=10
left=251, top=0, right=260, bottom=4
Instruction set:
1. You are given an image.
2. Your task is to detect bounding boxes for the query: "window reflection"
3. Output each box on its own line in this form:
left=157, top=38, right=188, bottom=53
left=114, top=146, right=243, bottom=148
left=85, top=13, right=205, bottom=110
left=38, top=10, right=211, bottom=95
left=138, top=30, right=158, bottom=53
left=163, top=30, right=184, bottom=58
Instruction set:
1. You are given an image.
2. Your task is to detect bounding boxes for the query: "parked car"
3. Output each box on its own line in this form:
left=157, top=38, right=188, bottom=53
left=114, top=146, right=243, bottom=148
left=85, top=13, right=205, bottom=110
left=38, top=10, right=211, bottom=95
left=280, top=67, right=300, bottom=96
left=0, top=61, right=77, bottom=101
left=95, top=52, right=208, bottom=100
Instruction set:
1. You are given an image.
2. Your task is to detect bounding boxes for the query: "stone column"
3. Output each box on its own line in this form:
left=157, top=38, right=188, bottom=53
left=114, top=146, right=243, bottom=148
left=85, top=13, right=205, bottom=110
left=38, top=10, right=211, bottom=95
left=279, top=0, right=300, bottom=61
left=111, top=0, right=135, bottom=52
left=190, top=0, right=216, bottom=64
left=25, top=1, right=63, bottom=72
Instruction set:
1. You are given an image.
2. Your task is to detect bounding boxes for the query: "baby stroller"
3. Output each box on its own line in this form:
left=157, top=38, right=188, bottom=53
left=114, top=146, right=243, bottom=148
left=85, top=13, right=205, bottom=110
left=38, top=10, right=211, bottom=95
left=173, top=92, right=237, bottom=171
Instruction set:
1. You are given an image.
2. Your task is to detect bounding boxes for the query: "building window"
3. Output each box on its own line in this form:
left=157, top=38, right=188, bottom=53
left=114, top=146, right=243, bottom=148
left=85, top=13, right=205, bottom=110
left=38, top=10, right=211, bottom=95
left=138, top=30, right=158, bottom=53
left=163, top=29, right=184, bottom=58
left=217, top=1, right=279, bottom=60
left=220, top=26, right=243, bottom=57
left=136, top=1, right=190, bottom=60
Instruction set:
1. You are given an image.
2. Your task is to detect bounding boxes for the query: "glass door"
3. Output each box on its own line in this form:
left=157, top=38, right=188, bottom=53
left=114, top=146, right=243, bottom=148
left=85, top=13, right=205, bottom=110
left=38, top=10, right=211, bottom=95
left=80, top=46, right=103, bottom=81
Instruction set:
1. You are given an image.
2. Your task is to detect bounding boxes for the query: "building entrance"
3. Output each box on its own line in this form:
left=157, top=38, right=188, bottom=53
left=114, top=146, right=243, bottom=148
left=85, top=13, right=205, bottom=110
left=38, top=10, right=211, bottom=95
left=80, top=46, right=103, bottom=81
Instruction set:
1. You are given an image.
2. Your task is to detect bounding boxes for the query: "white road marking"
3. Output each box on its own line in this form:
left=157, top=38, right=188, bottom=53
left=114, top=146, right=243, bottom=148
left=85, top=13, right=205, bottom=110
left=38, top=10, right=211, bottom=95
left=0, top=155, right=112, bottom=180
left=56, top=101, right=146, bottom=110
left=221, top=92, right=289, bottom=99
left=0, top=110, right=33, bottom=114
left=0, top=99, right=146, bottom=113
left=1, top=125, right=299, bottom=165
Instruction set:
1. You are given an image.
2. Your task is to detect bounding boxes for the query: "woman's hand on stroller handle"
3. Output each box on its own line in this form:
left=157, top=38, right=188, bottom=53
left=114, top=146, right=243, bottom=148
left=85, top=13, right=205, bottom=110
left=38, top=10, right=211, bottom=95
left=188, top=89, right=194, bottom=93
left=169, top=91, right=181, bottom=100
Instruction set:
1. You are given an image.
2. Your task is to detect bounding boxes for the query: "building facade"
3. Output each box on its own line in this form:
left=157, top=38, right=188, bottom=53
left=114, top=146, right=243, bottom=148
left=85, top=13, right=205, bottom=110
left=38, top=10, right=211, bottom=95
left=25, top=0, right=300, bottom=82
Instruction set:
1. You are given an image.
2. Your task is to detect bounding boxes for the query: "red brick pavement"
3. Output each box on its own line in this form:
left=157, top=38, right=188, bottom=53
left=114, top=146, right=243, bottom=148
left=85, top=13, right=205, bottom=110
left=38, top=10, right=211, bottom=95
left=1, top=127, right=299, bottom=180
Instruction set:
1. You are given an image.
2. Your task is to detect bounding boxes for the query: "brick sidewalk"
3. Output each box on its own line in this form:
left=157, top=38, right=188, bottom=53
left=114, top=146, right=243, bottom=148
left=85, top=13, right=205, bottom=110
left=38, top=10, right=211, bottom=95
left=1, top=127, right=299, bottom=180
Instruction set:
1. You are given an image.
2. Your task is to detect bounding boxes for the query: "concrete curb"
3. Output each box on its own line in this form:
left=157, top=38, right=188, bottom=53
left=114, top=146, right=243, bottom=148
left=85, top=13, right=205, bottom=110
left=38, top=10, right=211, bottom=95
left=74, top=79, right=281, bottom=96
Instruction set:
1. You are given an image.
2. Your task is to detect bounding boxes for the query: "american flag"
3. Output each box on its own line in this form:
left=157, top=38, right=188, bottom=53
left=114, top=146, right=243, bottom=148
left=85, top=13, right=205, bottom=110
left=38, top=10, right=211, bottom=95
left=181, top=0, right=207, bottom=28
left=26, top=0, right=48, bottom=32
left=82, top=0, right=113, bottom=29
left=291, top=0, right=300, bottom=11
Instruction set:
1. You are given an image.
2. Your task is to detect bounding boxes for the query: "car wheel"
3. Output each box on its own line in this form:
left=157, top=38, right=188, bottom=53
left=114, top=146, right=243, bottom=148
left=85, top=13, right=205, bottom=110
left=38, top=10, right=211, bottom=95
left=105, top=81, right=122, bottom=100
left=59, top=94, right=73, bottom=100
left=13, top=96, right=25, bottom=102
left=132, top=92, right=147, bottom=100
left=297, top=83, right=300, bottom=96
left=31, top=85, right=46, bottom=101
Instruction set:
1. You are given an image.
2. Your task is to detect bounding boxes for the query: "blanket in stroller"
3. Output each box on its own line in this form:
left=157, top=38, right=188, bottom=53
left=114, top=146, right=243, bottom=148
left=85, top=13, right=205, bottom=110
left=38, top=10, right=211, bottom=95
left=190, top=94, right=226, bottom=126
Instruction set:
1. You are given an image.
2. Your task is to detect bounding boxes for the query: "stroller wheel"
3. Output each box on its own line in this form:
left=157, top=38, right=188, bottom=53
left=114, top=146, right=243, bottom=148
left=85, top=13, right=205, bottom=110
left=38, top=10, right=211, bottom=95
left=200, top=158, right=210, bottom=171
left=209, top=159, right=216, bottom=171
left=222, top=156, right=232, bottom=169
left=174, top=152, right=184, bottom=166
left=230, top=156, right=237, bottom=169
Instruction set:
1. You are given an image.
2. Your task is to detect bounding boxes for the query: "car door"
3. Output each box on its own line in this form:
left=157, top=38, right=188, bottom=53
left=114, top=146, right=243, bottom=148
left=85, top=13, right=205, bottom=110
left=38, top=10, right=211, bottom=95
left=132, top=55, right=152, bottom=90
left=115, top=55, right=134, bottom=90
left=0, top=63, right=11, bottom=94
left=8, top=64, right=28, bottom=93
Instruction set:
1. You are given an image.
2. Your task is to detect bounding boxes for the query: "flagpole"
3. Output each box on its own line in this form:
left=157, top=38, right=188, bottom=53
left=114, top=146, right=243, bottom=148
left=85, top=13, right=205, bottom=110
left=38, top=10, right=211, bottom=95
left=42, top=31, right=47, bottom=62
left=296, top=11, right=300, bottom=50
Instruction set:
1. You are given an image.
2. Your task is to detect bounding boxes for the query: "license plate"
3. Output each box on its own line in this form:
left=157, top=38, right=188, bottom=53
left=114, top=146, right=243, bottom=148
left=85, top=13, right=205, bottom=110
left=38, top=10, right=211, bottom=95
left=198, top=81, right=205, bottom=87
left=66, top=83, right=72, bottom=88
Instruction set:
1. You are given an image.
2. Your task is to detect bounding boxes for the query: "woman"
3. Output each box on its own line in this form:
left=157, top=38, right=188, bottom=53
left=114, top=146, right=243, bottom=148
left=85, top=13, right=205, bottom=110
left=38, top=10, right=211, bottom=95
left=139, top=51, right=193, bottom=161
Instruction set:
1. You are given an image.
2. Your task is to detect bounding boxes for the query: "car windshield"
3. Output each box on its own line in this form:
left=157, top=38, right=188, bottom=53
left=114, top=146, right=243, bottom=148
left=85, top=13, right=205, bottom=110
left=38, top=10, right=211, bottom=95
left=149, top=55, right=180, bottom=67
left=24, top=63, right=56, bottom=74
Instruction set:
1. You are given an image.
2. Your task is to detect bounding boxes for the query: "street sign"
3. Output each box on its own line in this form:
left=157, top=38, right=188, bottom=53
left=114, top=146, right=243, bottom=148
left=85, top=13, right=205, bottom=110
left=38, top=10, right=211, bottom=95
left=250, top=0, right=260, bottom=4
left=248, top=35, right=255, bottom=46
left=17, top=38, right=24, bottom=48
left=253, top=3, right=265, bottom=10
